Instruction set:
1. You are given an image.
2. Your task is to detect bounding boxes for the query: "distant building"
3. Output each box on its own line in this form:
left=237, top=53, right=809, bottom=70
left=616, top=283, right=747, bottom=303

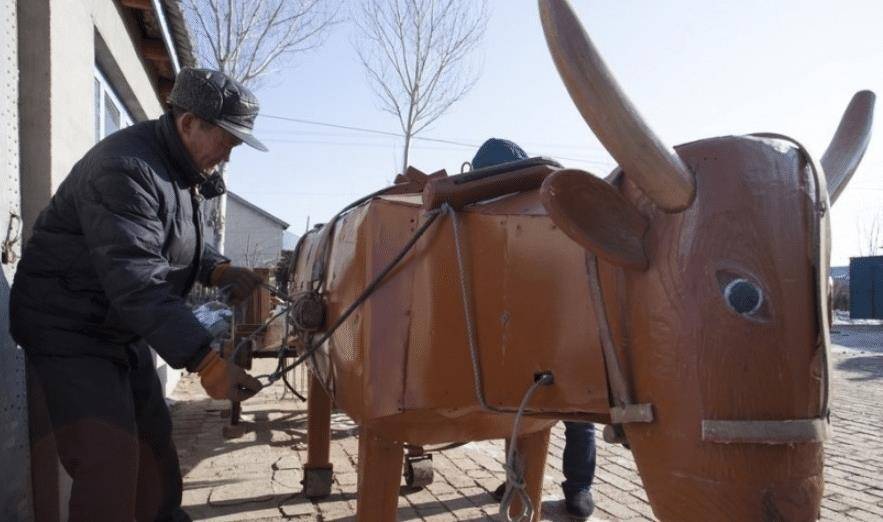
left=224, top=191, right=290, bottom=268
left=850, top=256, right=883, bottom=319
left=284, top=230, right=302, bottom=250
left=831, top=266, right=850, bottom=282
left=831, top=265, right=850, bottom=311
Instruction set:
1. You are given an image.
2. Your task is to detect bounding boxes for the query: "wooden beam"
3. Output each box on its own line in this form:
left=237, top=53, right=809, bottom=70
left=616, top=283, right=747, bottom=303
left=141, top=39, right=170, bottom=63
left=119, top=0, right=151, bottom=10
left=158, top=78, right=174, bottom=103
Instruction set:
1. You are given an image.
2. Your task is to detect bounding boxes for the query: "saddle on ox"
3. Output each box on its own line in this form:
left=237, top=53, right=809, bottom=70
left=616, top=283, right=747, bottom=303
left=281, top=1, right=876, bottom=520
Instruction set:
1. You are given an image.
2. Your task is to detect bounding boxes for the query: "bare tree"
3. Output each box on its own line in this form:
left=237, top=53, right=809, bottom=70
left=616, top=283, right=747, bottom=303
left=183, top=0, right=339, bottom=253
left=353, top=0, right=488, bottom=174
left=857, top=211, right=883, bottom=256
left=240, top=234, right=267, bottom=268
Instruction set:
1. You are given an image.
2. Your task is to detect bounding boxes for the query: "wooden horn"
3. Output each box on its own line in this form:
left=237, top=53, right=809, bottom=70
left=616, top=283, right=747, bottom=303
left=821, top=90, right=875, bottom=204
left=538, top=0, right=695, bottom=212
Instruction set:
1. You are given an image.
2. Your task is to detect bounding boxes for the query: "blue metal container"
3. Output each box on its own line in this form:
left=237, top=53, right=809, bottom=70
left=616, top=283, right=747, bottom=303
left=850, top=255, right=883, bottom=319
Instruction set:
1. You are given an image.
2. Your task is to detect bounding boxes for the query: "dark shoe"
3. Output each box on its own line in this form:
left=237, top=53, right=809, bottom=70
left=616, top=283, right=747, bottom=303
left=565, top=490, right=594, bottom=520
left=491, top=482, right=506, bottom=502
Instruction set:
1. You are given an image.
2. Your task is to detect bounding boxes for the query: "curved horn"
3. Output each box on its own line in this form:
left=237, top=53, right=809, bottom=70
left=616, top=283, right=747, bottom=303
left=539, top=0, right=695, bottom=212
left=822, top=90, right=875, bottom=204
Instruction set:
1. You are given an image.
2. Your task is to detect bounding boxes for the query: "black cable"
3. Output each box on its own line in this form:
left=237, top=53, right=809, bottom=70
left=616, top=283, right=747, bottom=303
left=259, top=113, right=618, bottom=167
left=262, top=113, right=476, bottom=147
left=280, top=366, right=307, bottom=401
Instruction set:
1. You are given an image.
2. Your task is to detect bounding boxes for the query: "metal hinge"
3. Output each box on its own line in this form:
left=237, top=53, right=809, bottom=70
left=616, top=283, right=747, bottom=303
left=2, top=213, right=22, bottom=264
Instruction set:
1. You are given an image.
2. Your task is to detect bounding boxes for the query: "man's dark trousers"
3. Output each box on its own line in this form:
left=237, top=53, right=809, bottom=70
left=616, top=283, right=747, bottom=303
left=27, top=341, right=189, bottom=522
left=562, top=421, right=596, bottom=497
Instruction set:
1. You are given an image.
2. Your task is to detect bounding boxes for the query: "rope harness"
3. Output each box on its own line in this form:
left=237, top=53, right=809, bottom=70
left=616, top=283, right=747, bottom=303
left=584, top=253, right=654, bottom=425
left=442, top=202, right=558, bottom=521
left=497, top=373, right=553, bottom=522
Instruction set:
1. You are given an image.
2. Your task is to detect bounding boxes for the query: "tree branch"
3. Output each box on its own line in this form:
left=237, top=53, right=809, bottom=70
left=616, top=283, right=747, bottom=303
left=353, top=0, right=487, bottom=167
left=185, top=0, right=340, bottom=88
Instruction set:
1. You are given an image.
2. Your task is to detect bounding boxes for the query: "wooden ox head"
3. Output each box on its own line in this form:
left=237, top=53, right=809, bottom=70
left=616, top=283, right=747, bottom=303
left=537, top=1, right=875, bottom=520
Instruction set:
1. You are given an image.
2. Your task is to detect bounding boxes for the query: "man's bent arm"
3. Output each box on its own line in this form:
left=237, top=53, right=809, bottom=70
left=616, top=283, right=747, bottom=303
left=199, top=243, right=229, bottom=286
left=79, top=158, right=212, bottom=370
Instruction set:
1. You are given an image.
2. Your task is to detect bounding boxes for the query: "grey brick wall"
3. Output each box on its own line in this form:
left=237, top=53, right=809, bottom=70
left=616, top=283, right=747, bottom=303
left=0, top=0, right=32, bottom=519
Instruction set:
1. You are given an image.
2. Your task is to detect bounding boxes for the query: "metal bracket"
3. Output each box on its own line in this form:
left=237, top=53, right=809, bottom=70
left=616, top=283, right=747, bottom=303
left=610, top=403, right=654, bottom=424
left=602, top=424, right=630, bottom=448
left=2, top=212, right=21, bottom=264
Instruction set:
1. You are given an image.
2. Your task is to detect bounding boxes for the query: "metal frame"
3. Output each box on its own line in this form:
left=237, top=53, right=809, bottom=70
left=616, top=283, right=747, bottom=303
left=93, top=65, right=133, bottom=143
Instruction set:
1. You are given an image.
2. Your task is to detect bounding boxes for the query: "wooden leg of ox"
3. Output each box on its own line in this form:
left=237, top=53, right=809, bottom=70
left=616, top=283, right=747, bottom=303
left=507, top=427, right=552, bottom=521
left=303, top=373, right=333, bottom=499
left=356, top=426, right=405, bottom=521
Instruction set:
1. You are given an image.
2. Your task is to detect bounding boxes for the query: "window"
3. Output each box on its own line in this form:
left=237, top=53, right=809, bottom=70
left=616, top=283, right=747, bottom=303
left=93, top=66, right=133, bottom=143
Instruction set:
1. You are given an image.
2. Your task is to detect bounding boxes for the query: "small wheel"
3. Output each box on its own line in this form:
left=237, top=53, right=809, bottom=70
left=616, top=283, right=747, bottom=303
left=403, top=455, right=434, bottom=489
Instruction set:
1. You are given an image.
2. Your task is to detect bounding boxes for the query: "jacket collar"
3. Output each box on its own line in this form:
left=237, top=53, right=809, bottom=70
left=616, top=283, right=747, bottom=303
left=157, top=113, right=205, bottom=188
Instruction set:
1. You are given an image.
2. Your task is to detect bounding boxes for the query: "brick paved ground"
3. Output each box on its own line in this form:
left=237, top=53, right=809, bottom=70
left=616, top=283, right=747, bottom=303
left=172, top=327, right=883, bottom=521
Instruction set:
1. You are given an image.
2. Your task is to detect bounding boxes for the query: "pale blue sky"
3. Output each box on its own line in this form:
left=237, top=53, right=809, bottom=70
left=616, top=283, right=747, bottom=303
left=225, top=0, right=883, bottom=265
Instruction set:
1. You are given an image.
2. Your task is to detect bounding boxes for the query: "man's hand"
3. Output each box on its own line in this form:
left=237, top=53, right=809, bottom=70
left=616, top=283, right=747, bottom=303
left=196, top=350, right=263, bottom=402
left=210, top=264, right=262, bottom=303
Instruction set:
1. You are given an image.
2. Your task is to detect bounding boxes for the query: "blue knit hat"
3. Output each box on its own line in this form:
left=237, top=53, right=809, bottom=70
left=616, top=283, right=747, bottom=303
left=471, top=138, right=528, bottom=169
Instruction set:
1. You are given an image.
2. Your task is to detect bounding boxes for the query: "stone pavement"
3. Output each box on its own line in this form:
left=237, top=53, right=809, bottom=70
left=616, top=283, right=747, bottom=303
left=171, top=328, right=883, bottom=521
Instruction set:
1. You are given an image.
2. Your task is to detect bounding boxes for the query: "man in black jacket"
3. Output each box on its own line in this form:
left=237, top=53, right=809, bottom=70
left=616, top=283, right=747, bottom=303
left=11, top=68, right=268, bottom=521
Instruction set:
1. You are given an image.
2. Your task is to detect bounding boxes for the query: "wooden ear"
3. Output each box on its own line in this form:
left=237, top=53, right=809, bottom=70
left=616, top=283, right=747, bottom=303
left=541, top=169, right=648, bottom=270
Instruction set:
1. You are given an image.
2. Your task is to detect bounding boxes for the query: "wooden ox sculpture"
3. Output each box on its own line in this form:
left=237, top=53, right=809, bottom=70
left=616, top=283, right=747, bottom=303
left=283, top=1, right=875, bottom=520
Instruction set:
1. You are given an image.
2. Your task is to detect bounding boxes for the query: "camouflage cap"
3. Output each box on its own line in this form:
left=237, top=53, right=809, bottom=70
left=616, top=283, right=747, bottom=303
left=169, top=67, right=268, bottom=152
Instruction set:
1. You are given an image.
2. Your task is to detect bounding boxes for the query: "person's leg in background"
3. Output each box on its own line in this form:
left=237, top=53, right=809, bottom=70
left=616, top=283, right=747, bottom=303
left=562, top=421, right=596, bottom=519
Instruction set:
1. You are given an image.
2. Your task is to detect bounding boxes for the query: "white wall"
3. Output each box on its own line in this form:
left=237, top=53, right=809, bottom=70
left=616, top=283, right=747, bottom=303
left=224, top=196, right=287, bottom=268
left=17, top=0, right=181, bottom=398
left=19, top=0, right=164, bottom=240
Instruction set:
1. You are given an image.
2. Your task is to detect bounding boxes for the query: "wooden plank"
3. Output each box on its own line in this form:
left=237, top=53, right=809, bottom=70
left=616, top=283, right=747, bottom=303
left=158, top=78, right=174, bottom=103
left=119, top=0, right=152, bottom=10
left=702, top=418, right=829, bottom=444
left=610, top=404, right=654, bottom=424
left=141, top=38, right=169, bottom=62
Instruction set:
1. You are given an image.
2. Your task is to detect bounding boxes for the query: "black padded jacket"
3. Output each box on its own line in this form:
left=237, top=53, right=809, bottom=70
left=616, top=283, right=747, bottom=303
left=10, top=114, right=227, bottom=370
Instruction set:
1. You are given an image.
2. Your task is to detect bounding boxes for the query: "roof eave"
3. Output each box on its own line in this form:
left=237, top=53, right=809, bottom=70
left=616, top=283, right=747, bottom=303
left=160, top=0, right=197, bottom=68
left=227, top=191, right=291, bottom=229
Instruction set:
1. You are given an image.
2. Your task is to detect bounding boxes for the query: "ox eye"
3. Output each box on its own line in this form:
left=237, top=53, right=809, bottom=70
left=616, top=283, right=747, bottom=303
left=723, top=278, right=763, bottom=315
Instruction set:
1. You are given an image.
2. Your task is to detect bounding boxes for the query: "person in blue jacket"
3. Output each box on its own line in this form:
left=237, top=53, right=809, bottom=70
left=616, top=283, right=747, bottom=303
left=472, top=138, right=596, bottom=520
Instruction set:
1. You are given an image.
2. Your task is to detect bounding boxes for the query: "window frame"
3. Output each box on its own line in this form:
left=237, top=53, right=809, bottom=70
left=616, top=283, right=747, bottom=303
left=93, top=65, right=133, bottom=142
